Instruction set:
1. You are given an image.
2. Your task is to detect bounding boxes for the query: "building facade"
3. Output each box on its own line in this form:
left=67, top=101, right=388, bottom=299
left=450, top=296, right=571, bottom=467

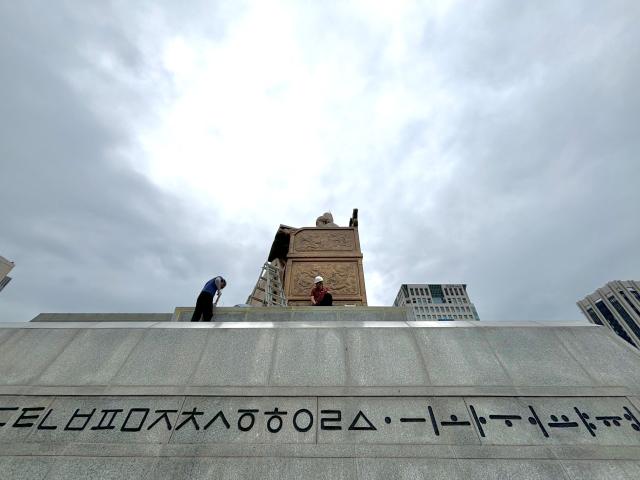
left=0, top=255, right=14, bottom=293
left=393, top=283, right=480, bottom=321
left=577, top=280, right=640, bottom=348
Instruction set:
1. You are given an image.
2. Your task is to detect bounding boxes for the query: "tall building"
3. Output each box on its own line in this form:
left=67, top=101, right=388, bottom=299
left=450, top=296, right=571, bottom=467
left=0, top=255, right=14, bottom=293
left=393, top=283, right=480, bottom=321
left=577, top=280, right=640, bottom=348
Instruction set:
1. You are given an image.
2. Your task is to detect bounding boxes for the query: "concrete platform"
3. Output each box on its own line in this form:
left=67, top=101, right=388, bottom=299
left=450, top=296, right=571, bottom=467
left=1, top=310, right=640, bottom=478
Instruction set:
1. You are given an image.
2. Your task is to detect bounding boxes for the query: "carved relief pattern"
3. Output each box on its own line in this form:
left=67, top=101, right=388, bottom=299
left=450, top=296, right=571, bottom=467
left=290, top=262, right=360, bottom=296
left=294, top=230, right=355, bottom=252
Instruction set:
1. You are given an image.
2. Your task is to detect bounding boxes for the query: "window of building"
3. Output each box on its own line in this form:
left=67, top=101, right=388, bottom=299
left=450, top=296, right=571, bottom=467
left=620, top=291, right=640, bottom=317
left=608, top=296, right=640, bottom=340
left=585, top=308, right=602, bottom=325
left=595, top=300, right=636, bottom=346
left=429, top=285, right=442, bottom=296
left=629, top=289, right=640, bottom=303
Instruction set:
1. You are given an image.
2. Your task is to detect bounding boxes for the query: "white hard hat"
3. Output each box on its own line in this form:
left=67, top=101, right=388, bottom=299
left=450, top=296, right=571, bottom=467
left=314, top=276, right=324, bottom=284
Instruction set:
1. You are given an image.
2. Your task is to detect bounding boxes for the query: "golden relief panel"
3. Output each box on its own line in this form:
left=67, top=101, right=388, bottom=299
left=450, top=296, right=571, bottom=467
left=290, top=262, right=360, bottom=296
left=293, top=230, right=355, bottom=252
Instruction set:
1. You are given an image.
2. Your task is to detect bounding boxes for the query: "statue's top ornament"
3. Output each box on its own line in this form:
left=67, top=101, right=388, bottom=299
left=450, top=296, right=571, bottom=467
left=315, top=212, right=338, bottom=228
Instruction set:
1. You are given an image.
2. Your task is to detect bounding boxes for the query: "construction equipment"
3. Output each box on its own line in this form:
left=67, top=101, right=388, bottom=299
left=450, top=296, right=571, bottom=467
left=246, top=262, right=288, bottom=307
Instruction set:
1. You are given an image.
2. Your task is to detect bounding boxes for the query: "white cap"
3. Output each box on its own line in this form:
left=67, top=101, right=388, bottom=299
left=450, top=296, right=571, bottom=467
left=314, top=276, right=323, bottom=284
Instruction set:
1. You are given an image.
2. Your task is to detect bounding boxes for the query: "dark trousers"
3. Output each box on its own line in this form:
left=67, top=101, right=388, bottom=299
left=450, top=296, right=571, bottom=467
left=314, top=292, right=333, bottom=306
left=191, top=292, right=214, bottom=322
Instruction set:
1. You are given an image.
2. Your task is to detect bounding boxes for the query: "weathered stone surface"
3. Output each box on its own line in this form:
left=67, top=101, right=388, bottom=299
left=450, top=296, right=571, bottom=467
left=414, top=328, right=511, bottom=386
left=0, top=456, right=52, bottom=480
left=561, top=460, right=640, bottom=479
left=271, top=328, right=346, bottom=386
left=356, top=458, right=464, bottom=479
left=0, top=329, right=77, bottom=385
left=456, top=459, right=570, bottom=479
left=482, top=328, right=594, bottom=386
left=190, top=457, right=357, bottom=480
left=1, top=316, right=640, bottom=478
left=345, top=328, right=428, bottom=386
left=555, top=327, right=640, bottom=388
left=0, top=329, right=15, bottom=346
left=1, top=322, right=640, bottom=394
left=175, top=306, right=409, bottom=323
left=45, top=456, right=157, bottom=480
left=36, top=329, right=145, bottom=385
left=146, top=458, right=196, bottom=480
left=31, top=313, right=172, bottom=323
left=111, top=329, right=208, bottom=386
left=190, top=329, right=274, bottom=386
left=335, top=307, right=407, bottom=323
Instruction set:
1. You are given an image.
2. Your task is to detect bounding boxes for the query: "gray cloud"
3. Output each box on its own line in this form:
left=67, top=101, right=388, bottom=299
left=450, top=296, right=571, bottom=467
left=0, top=2, right=265, bottom=320
left=365, top=1, right=640, bottom=319
left=1, top=1, right=639, bottom=322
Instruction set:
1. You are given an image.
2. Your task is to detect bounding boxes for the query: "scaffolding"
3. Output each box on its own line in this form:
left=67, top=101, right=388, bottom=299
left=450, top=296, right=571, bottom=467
left=246, top=262, right=288, bottom=307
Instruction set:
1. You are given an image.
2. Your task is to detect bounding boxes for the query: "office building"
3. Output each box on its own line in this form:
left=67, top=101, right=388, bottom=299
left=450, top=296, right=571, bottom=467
left=0, top=255, right=14, bottom=293
left=577, top=280, right=640, bottom=348
left=393, top=283, right=480, bottom=321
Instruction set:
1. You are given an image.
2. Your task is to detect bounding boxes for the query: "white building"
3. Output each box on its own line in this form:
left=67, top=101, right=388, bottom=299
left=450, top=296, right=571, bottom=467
left=393, top=283, right=480, bottom=321
left=577, top=280, right=640, bottom=348
left=0, top=255, right=14, bottom=293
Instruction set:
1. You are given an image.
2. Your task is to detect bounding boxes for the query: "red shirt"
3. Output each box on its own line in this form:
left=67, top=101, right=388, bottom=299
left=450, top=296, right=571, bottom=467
left=311, top=285, right=329, bottom=304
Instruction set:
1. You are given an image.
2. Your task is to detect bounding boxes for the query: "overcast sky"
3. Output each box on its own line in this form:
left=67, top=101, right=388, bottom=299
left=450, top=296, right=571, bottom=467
left=1, top=1, right=639, bottom=322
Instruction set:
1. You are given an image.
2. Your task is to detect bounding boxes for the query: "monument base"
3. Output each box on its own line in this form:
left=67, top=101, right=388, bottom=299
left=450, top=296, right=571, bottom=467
left=2, top=309, right=640, bottom=479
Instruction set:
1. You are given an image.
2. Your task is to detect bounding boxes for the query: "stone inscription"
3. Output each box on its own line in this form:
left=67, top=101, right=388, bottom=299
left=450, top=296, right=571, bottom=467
left=294, top=230, right=355, bottom=252
left=1, top=396, right=639, bottom=445
left=290, top=262, right=359, bottom=296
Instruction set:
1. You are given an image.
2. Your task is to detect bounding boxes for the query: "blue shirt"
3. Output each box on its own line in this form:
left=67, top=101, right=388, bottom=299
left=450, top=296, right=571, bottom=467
left=202, top=277, right=220, bottom=296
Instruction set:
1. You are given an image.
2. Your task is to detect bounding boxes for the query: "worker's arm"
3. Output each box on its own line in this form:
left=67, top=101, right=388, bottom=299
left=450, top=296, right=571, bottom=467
left=310, top=295, right=316, bottom=305
left=214, top=291, right=222, bottom=306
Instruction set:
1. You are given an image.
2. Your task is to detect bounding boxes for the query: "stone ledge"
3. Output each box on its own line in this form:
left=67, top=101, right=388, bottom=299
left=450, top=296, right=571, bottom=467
left=1, top=444, right=640, bottom=460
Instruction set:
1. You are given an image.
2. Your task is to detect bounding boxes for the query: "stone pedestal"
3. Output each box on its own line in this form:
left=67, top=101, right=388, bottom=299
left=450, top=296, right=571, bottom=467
left=283, top=227, right=367, bottom=306
left=3, top=317, right=640, bottom=478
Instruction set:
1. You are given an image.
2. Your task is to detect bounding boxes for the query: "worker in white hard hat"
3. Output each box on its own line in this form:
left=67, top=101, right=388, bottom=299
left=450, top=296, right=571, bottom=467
left=310, top=275, right=333, bottom=306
